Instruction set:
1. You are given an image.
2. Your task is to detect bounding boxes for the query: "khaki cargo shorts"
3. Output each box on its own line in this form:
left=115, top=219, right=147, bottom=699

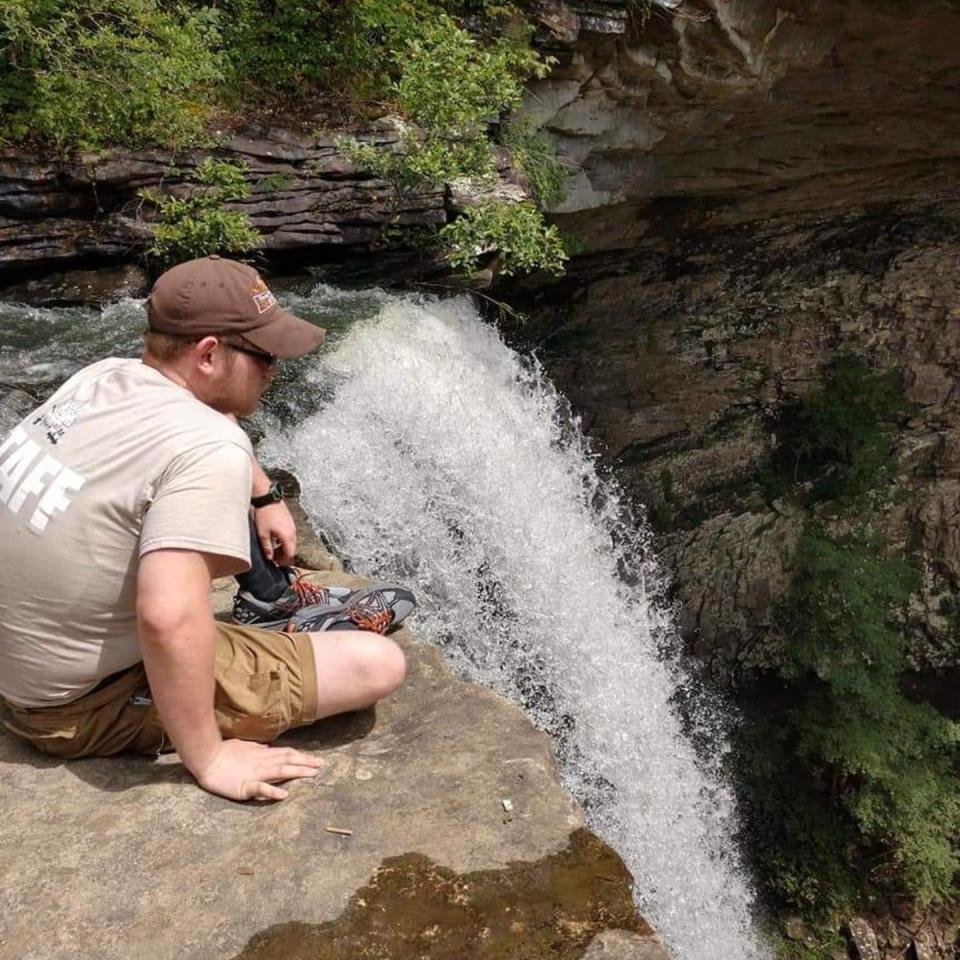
left=2, top=623, right=318, bottom=759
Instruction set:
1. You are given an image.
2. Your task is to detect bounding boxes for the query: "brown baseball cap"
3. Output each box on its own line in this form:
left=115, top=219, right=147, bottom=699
left=146, top=256, right=325, bottom=358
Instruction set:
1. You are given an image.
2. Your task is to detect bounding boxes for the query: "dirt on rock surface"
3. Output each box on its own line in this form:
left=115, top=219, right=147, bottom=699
left=232, top=829, right=655, bottom=960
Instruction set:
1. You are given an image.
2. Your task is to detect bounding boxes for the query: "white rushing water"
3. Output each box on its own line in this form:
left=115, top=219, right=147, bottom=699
left=262, top=290, right=769, bottom=960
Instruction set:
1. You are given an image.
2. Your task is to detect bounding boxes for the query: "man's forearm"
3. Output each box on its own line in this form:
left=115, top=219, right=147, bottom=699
left=250, top=458, right=273, bottom=498
left=139, top=614, right=222, bottom=776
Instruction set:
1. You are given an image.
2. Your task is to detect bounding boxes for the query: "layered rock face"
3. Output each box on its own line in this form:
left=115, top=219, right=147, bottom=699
left=504, top=0, right=960, bottom=695
left=0, top=125, right=446, bottom=279
left=531, top=0, right=960, bottom=249
left=525, top=209, right=960, bottom=682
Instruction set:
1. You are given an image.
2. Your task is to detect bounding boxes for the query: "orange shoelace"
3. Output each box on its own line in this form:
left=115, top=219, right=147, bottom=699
left=289, top=574, right=331, bottom=606
left=348, top=606, right=394, bottom=634
left=283, top=605, right=393, bottom=635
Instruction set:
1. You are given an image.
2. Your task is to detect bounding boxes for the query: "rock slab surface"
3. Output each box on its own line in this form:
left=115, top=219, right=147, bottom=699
left=1, top=566, right=664, bottom=959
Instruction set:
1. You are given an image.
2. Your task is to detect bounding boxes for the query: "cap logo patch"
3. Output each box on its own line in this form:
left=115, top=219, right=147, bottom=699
left=251, top=277, right=278, bottom=315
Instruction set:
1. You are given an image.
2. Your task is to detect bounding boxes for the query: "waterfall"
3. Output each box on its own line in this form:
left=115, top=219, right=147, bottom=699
left=261, top=289, right=770, bottom=960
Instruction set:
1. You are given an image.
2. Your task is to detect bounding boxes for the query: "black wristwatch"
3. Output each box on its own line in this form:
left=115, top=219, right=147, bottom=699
left=251, top=480, right=284, bottom=509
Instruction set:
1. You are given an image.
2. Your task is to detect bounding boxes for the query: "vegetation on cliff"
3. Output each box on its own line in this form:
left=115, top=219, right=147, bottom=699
left=737, top=358, right=960, bottom=936
left=139, top=158, right=260, bottom=266
left=762, top=356, right=904, bottom=503
left=0, top=0, right=568, bottom=277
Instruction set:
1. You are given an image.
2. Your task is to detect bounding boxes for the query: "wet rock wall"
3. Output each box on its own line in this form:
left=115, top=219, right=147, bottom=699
left=507, top=0, right=960, bottom=688
left=520, top=207, right=960, bottom=684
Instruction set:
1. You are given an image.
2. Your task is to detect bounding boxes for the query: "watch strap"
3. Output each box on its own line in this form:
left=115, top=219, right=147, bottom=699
left=251, top=480, right=283, bottom=508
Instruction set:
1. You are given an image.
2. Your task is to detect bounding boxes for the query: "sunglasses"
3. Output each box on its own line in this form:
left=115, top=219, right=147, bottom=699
left=225, top=342, right=278, bottom=367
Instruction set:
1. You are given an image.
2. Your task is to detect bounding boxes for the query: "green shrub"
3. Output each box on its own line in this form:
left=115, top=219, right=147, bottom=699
left=439, top=201, right=568, bottom=277
left=335, top=12, right=564, bottom=278
left=339, top=13, right=548, bottom=191
left=501, top=122, right=568, bottom=208
left=215, top=1, right=542, bottom=113
left=765, top=356, right=905, bottom=502
left=394, top=15, right=544, bottom=133
left=738, top=528, right=960, bottom=916
left=140, top=158, right=261, bottom=266
left=0, top=0, right=222, bottom=151
left=213, top=0, right=334, bottom=102
left=216, top=0, right=442, bottom=108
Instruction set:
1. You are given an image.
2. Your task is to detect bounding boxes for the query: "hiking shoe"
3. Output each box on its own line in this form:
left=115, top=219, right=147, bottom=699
left=284, top=584, right=417, bottom=635
left=232, top=569, right=354, bottom=630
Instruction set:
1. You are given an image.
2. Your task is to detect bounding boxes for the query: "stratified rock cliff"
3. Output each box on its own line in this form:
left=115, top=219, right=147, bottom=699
left=525, top=209, right=960, bottom=685
left=509, top=0, right=960, bottom=691
left=0, top=124, right=446, bottom=278
left=529, top=0, right=960, bottom=250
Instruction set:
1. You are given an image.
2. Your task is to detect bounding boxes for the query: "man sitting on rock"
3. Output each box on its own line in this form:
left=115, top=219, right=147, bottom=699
left=0, top=255, right=414, bottom=802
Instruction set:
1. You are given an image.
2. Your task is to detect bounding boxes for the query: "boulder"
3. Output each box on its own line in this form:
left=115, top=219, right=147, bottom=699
left=848, top=917, right=881, bottom=960
left=0, top=521, right=666, bottom=960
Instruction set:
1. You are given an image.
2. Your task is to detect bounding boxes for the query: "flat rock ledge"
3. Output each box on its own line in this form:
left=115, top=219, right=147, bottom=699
left=0, top=510, right=666, bottom=960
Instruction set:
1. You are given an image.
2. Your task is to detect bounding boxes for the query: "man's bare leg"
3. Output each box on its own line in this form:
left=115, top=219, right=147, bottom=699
left=307, top=631, right=406, bottom=719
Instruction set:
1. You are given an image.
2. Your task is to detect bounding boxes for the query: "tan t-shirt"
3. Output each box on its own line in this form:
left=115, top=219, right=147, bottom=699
left=0, top=358, right=253, bottom=707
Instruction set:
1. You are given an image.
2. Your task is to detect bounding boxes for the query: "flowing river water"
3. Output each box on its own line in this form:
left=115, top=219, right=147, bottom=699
left=0, top=283, right=768, bottom=960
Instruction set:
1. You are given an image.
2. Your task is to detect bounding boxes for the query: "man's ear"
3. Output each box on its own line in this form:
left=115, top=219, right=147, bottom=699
left=194, top=335, right=220, bottom=374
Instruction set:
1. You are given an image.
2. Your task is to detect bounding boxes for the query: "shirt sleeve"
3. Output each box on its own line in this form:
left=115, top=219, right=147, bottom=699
left=139, top=441, right=252, bottom=573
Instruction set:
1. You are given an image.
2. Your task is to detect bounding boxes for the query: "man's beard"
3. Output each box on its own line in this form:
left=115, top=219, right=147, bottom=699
left=207, top=368, right=261, bottom=418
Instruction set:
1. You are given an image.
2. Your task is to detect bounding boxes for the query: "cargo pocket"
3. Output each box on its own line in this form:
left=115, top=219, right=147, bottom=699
left=214, top=666, right=286, bottom=742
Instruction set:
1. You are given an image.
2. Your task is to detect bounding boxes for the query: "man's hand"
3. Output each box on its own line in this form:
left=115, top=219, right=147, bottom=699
left=250, top=455, right=297, bottom=564
left=194, top=739, right=323, bottom=801
left=253, top=500, right=297, bottom=565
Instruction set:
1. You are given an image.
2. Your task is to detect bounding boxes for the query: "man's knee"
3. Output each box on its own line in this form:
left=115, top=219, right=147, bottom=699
left=307, top=630, right=406, bottom=714
left=355, top=634, right=406, bottom=699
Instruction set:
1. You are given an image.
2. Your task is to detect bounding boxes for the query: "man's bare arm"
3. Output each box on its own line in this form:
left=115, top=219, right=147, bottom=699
left=136, top=549, right=321, bottom=800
